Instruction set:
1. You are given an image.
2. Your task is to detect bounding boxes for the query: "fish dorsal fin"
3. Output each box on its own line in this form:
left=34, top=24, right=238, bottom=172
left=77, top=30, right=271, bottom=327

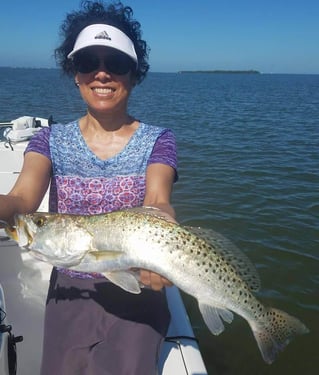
left=102, top=271, right=141, bottom=294
left=198, top=302, right=234, bottom=335
left=186, top=227, right=261, bottom=292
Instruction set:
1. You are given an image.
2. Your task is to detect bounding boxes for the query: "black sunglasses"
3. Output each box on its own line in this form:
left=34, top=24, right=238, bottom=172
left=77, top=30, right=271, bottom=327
left=73, top=50, right=136, bottom=75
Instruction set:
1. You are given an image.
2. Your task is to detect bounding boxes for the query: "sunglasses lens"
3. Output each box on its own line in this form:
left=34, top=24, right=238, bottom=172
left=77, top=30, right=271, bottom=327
left=105, top=53, right=135, bottom=75
left=73, top=51, right=135, bottom=75
left=73, top=53, right=99, bottom=74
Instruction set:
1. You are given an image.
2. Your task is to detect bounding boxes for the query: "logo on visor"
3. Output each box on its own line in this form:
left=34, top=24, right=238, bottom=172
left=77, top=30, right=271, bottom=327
left=94, top=31, right=111, bottom=40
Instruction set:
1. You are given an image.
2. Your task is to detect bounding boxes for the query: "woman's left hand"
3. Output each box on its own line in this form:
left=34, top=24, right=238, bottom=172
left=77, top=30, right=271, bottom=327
left=139, top=269, right=173, bottom=291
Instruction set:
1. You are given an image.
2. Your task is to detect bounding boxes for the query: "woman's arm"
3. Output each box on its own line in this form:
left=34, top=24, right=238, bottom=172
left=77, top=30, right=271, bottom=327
left=0, top=152, right=51, bottom=225
left=139, top=162, right=176, bottom=291
left=144, top=163, right=176, bottom=216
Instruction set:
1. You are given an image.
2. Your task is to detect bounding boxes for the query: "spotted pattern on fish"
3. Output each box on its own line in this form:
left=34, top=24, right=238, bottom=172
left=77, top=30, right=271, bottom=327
left=8, top=206, right=309, bottom=364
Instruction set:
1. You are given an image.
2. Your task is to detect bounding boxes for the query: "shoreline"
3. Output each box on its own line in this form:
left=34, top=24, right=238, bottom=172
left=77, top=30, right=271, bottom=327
left=178, top=69, right=260, bottom=74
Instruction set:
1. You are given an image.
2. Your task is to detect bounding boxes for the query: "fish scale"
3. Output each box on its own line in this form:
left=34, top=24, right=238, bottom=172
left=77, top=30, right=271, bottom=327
left=7, top=206, right=309, bottom=364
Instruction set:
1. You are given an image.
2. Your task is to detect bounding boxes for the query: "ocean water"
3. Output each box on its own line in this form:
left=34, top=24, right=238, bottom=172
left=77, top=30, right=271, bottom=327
left=1, top=68, right=318, bottom=374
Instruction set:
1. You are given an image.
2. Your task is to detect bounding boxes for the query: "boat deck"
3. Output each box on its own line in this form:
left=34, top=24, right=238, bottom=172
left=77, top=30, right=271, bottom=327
left=0, top=235, right=207, bottom=374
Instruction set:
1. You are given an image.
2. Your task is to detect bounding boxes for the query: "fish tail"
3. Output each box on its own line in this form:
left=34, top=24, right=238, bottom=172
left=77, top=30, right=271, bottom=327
left=252, top=307, right=309, bottom=364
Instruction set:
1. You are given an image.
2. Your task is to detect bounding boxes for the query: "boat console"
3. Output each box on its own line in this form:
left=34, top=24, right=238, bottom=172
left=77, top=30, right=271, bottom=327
left=0, top=116, right=51, bottom=145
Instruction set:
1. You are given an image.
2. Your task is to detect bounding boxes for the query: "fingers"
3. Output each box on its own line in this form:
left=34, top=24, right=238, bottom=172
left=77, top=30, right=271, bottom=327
left=139, top=269, right=173, bottom=291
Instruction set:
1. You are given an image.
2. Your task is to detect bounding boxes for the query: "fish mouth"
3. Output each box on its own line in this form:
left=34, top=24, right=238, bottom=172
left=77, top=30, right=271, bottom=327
left=4, top=223, right=19, bottom=241
left=13, top=215, right=34, bottom=248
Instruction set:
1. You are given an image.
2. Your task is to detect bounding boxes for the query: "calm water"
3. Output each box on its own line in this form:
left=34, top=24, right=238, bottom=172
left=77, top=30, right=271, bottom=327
left=1, top=68, right=318, bottom=374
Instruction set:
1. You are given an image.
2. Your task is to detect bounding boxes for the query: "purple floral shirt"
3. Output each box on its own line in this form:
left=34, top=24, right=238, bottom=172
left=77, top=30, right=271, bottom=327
left=25, top=121, right=177, bottom=278
left=26, top=121, right=177, bottom=214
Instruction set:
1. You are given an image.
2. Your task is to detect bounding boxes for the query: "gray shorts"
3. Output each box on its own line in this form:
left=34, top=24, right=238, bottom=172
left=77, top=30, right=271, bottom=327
left=40, top=268, right=171, bottom=375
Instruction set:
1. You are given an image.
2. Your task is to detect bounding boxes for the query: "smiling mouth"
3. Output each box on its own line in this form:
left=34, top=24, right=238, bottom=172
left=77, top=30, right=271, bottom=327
left=93, top=87, right=115, bottom=94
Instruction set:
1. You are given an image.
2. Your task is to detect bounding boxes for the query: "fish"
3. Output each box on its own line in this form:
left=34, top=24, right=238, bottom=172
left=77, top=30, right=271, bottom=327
left=6, top=206, right=309, bottom=364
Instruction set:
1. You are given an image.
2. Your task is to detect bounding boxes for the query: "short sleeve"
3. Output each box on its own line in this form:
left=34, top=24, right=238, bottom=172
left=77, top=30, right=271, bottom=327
left=24, top=127, right=51, bottom=160
left=148, top=129, right=178, bottom=181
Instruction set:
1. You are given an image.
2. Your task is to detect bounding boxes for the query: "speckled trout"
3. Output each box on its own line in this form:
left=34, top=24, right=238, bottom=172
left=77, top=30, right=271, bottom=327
left=6, top=207, right=308, bottom=363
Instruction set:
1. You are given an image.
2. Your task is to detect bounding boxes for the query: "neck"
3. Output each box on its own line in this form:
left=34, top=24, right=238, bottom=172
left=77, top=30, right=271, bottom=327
left=78, top=112, right=139, bottom=160
left=82, top=110, right=135, bottom=133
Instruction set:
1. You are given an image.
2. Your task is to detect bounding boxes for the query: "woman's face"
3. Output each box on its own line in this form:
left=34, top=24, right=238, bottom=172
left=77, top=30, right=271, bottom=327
left=74, top=46, right=136, bottom=116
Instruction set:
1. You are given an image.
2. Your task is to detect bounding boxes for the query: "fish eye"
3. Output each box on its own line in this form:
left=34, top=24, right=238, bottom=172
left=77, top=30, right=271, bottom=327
left=33, top=216, right=47, bottom=227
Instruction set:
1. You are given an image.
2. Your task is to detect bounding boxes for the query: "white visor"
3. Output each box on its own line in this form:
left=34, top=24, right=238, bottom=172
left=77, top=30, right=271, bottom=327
left=67, top=24, right=137, bottom=63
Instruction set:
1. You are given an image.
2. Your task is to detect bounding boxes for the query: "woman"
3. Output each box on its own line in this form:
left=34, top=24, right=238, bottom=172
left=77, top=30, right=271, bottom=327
left=0, top=1, right=177, bottom=374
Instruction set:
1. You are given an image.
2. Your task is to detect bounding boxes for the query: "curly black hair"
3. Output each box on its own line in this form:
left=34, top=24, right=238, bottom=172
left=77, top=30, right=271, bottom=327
left=55, top=1, right=149, bottom=84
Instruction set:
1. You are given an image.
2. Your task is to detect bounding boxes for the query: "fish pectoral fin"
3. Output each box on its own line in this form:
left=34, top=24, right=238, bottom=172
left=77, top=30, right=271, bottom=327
left=88, top=250, right=123, bottom=261
left=198, top=302, right=234, bottom=335
left=103, top=271, right=142, bottom=294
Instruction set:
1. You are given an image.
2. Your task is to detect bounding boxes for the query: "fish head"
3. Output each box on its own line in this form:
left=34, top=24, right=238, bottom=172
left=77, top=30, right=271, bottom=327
left=11, top=212, right=94, bottom=267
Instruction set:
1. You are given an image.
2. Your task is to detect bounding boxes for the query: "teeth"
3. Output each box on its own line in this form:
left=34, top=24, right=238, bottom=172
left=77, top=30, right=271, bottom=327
left=93, top=88, right=114, bottom=94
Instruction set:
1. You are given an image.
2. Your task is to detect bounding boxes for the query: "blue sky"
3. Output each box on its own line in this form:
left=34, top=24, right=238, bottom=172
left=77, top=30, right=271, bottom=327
left=1, top=0, right=318, bottom=73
